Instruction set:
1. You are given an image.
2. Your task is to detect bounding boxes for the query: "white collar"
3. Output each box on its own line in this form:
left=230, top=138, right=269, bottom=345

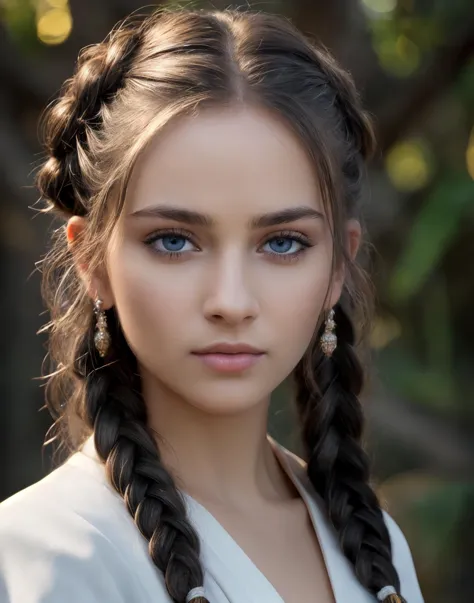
left=79, top=434, right=371, bottom=602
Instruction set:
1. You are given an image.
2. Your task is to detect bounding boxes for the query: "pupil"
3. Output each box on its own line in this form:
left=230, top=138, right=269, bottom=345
left=270, top=238, right=292, bottom=253
left=163, top=236, right=185, bottom=251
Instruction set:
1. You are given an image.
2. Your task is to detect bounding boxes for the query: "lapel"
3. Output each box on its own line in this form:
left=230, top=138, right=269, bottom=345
left=185, top=493, right=286, bottom=603
left=270, top=438, right=375, bottom=603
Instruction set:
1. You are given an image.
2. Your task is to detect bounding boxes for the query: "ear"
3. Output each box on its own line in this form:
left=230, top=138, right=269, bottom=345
left=327, top=218, right=362, bottom=309
left=66, top=216, right=114, bottom=309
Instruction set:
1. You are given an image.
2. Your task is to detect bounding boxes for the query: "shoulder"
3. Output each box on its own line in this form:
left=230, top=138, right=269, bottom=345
left=0, top=453, right=168, bottom=603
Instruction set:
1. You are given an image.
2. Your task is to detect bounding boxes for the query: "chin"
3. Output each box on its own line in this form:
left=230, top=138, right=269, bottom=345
left=182, top=380, right=272, bottom=416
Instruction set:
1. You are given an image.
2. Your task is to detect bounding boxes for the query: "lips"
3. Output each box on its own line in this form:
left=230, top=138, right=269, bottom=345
left=192, top=342, right=264, bottom=355
left=192, top=343, right=265, bottom=373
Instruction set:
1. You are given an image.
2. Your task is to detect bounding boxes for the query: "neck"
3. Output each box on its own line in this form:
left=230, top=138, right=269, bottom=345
left=141, top=373, right=295, bottom=509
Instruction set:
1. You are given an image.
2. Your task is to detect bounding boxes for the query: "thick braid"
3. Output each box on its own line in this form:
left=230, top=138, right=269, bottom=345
left=294, top=301, right=405, bottom=602
left=36, top=22, right=143, bottom=216
left=311, top=45, right=376, bottom=160
left=74, top=315, right=208, bottom=603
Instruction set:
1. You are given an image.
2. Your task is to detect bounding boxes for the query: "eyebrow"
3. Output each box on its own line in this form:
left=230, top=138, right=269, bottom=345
left=128, top=204, right=325, bottom=228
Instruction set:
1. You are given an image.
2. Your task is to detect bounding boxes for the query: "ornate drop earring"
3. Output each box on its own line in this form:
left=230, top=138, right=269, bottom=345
left=320, top=308, right=337, bottom=357
left=93, top=297, right=111, bottom=358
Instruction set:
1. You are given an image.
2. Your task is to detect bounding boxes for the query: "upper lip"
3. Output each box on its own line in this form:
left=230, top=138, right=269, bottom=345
left=193, top=343, right=265, bottom=355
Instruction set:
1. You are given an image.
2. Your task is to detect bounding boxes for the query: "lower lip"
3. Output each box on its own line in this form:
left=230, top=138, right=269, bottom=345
left=193, top=352, right=265, bottom=373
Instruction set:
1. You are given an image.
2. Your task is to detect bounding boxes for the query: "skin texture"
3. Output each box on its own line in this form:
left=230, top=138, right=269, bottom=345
left=68, top=104, right=361, bottom=507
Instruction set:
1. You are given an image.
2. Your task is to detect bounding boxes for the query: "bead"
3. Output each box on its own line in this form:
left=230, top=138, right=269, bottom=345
left=93, top=297, right=111, bottom=357
left=186, top=586, right=206, bottom=602
left=320, top=308, right=337, bottom=357
left=320, top=332, right=337, bottom=356
left=94, top=328, right=110, bottom=357
left=377, top=586, right=403, bottom=602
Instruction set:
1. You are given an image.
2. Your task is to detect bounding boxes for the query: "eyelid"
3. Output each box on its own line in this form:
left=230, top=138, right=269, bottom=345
left=260, top=229, right=312, bottom=245
left=144, top=227, right=198, bottom=245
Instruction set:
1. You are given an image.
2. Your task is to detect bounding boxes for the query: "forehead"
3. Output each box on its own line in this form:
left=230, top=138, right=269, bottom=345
left=125, top=104, right=323, bottom=217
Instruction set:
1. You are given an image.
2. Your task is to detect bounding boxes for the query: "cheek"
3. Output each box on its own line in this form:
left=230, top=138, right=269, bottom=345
left=265, top=257, right=332, bottom=358
left=106, top=245, right=191, bottom=359
left=263, top=256, right=331, bottom=321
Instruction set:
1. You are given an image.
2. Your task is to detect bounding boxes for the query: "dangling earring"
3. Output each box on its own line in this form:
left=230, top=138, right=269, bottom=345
left=320, top=308, right=337, bottom=357
left=93, top=297, right=111, bottom=358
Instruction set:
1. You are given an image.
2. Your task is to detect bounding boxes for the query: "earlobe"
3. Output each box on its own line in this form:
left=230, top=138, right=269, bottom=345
left=87, top=271, right=115, bottom=313
left=88, top=277, right=114, bottom=311
left=66, top=216, right=114, bottom=310
left=328, top=270, right=345, bottom=311
left=327, top=219, right=362, bottom=311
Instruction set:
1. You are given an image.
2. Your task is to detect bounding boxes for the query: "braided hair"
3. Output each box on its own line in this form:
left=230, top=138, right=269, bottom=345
left=76, top=324, right=206, bottom=601
left=294, top=302, right=406, bottom=602
left=37, top=22, right=143, bottom=217
left=38, top=7, right=406, bottom=603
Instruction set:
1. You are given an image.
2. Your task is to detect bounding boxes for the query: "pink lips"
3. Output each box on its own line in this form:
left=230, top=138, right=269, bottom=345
left=192, top=343, right=265, bottom=373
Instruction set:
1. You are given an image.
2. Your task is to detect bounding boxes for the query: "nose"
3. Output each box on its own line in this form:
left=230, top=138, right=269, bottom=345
left=202, top=250, right=259, bottom=326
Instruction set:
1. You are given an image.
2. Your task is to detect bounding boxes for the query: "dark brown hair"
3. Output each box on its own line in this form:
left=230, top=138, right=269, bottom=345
left=36, top=7, right=403, bottom=603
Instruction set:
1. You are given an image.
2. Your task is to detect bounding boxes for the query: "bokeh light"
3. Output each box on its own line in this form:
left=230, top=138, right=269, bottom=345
left=370, top=314, right=402, bottom=349
left=361, top=0, right=397, bottom=15
left=377, top=34, right=421, bottom=77
left=36, top=0, right=72, bottom=46
left=385, top=139, right=434, bottom=192
left=45, top=0, right=69, bottom=7
left=466, top=127, right=474, bottom=180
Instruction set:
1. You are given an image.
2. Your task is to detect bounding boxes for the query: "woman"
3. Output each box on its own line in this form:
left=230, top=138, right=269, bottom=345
left=0, top=7, right=424, bottom=603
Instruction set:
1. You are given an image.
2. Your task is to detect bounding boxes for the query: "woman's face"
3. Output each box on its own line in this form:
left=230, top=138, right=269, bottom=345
left=94, top=105, right=356, bottom=415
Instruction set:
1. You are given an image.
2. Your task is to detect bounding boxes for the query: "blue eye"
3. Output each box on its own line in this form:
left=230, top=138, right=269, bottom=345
left=263, top=236, right=306, bottom=255
left=260, top=232, right=312, bottom=262
left=144, top=229, right=196, bottom=257
left=161, top=235, right=187, bottom=252
left=266, top=237, right=297, bottom=254
left=144, top=229, right=312, bottom=262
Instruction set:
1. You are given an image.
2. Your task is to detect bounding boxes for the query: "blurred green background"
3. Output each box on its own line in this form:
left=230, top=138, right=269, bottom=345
left=0, top=1, right=473, bottom=601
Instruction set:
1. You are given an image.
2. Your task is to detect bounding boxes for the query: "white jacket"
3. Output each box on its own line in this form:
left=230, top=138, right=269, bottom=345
left=0, top=436, right=424, bottom=603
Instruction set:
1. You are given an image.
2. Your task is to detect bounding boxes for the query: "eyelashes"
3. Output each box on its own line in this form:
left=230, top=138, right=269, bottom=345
left=260, top=231, right=313, bottom=261
left=143, top=227, right=314, bottom=262
left=144, top=228, right=197, bottom=259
